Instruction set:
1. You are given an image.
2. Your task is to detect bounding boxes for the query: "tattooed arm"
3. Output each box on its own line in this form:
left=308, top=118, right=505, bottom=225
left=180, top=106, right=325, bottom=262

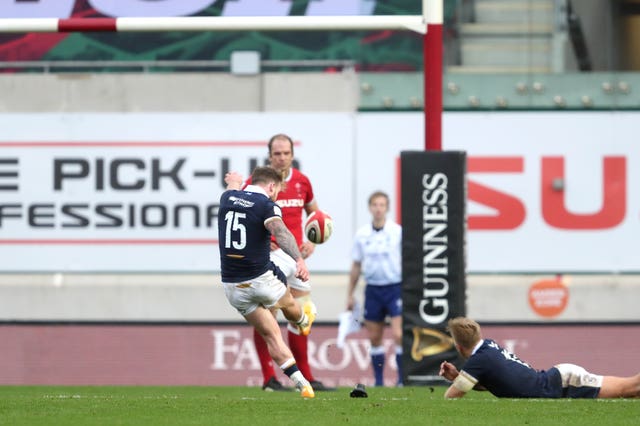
left=266, top=218, right=309, bottom=281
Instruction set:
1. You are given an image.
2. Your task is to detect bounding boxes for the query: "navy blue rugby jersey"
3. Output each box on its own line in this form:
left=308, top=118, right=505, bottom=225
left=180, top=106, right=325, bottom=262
left=218, top=187, right=283, bottom=282
left=459, top=339, right=562, bottom=398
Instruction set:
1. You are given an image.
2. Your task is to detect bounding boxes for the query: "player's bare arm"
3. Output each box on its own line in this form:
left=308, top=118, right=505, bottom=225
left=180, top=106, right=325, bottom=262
left=300, top=242, right=314, bottom=259
left=266, top=219, right=303, bottom=259
left=224, top=171, right=244, bottom=190
left=440, top=361, right=488, bottom=392
left=346, top=261, right=362, bottom=310
left=444, top=385, right=467, bottom=399
left=439, top=361, right=459, bottom=381
left=266, top=219, right=309, bottom=281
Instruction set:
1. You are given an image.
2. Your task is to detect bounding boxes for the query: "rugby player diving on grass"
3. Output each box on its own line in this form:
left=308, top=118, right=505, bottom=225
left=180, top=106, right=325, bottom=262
left=439, top=317, right=640, bottom=399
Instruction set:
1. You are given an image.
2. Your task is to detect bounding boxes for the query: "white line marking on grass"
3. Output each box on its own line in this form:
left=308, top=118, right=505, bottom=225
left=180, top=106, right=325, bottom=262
left=43, top=394, right=83, bottom=399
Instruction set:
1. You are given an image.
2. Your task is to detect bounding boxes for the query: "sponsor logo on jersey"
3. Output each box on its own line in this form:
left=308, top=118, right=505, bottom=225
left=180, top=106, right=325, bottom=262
left=277, top=198, right=304, bottom=208
left=229, top=196, right=254, bottom=208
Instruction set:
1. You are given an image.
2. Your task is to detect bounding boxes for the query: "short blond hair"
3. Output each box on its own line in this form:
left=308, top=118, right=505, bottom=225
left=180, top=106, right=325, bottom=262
left=447, top=317, right=483, bottom=350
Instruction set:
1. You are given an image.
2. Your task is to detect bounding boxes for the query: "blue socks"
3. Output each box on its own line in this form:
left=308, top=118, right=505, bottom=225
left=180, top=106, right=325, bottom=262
left=370, top=346, right=404, bottom=386
left=396, top=350, right=404, bottom=386
left=370, top=346, right=386, bottom=386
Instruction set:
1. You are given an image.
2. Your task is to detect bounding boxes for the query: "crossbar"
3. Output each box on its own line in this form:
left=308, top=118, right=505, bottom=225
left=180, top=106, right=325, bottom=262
left=0, top=15, right=426, bottom=34
left=0, top=4, right=441, bottom=151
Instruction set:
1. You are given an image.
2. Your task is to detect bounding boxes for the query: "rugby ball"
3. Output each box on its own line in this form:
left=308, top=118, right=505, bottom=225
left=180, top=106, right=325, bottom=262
left=304, top=210, right=333, bottom=244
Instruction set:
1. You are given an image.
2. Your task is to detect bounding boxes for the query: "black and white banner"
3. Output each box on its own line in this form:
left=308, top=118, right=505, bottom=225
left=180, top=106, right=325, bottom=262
left=400, top=151, right=467, bottom=385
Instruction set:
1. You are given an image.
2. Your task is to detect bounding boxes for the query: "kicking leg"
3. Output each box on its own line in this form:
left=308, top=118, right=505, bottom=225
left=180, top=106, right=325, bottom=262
left=254, top=327, right=288, bottom=391
left=244, top=306, right=314, bottom=398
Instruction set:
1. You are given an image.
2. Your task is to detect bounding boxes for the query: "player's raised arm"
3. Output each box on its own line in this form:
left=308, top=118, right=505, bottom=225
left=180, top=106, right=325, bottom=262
left=266, top=219, right=309, bottom=281
left=224, top=171, right=244, bottom=190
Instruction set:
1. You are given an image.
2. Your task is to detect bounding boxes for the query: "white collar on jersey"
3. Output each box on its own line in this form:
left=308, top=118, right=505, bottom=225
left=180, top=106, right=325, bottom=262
left=244, top=184, right=268, bottom=197
left=470, top=339, right=484, bottom=355
left=283, top=168, right=293, bottom=182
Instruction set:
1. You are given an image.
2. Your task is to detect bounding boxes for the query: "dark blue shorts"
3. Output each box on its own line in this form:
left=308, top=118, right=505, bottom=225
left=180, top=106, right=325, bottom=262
left=552, top=365, right=601, bottom=399
left=364, top=283, right=402, bottom=322
left=563, top=386, right=600, bottom=398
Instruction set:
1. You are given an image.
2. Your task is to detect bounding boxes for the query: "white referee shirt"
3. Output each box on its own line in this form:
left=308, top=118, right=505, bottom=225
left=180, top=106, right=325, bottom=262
left=351, top=221, right=402, bottom=286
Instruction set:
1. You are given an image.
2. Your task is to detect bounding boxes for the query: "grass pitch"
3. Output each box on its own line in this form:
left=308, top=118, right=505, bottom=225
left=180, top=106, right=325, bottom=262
left=0, top=386, right=637, bottom=426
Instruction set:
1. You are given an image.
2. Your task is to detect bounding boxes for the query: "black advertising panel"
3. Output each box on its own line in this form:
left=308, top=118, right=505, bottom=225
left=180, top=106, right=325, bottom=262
left=401, top=151, right=467, bottom=385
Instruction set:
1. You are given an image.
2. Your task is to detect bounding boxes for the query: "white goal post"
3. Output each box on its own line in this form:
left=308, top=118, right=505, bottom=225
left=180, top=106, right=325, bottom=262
left=0, top=0, right=443, bottom=150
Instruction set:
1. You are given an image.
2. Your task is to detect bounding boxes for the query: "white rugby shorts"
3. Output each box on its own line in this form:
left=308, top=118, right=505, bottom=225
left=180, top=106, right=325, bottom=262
left=222, top=269, right=287, bottom=316
left=270, top=248, right=311, bottom=292
left=555, top=363, right=603, bottom=389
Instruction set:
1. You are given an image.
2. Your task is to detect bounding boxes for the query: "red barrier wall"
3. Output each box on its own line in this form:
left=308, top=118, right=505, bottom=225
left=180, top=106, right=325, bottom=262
left=1, top=324, right=638, bottom=386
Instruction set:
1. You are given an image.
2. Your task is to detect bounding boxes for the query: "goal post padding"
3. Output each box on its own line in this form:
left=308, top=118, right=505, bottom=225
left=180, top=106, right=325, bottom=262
left=401, top=151, right=467, bottom=385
